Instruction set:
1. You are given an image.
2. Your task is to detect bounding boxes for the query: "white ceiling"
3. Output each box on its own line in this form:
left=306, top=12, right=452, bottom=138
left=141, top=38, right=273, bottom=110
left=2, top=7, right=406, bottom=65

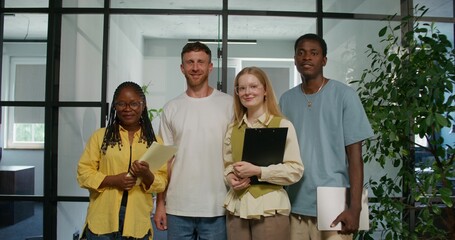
left=2, top=0, right=453, bottom=41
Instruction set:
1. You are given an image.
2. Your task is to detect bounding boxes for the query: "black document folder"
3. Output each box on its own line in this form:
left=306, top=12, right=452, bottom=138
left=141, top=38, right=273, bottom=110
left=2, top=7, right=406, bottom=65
left=242, top=127, right=288, bottom=184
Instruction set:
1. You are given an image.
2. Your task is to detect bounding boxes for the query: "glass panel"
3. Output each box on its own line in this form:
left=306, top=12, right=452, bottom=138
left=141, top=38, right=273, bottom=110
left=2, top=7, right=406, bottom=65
left=110, top=0, right=222, bottom=10
left=324, top=19, right=402, bottom=198
left=4, top=0, right=48, bottom=8
left=227, top=16, right=316, bottom=99
left=424, top=22, right=455, bottom=153
left=62, top=0, right=104, bottom=8
left=229, top=0, right=316, bottom=12
left=115, top=14, right=221, bottom=108
left=60, top=14, right=103, bottom=102
left=1, top=50, right=46, bottom=101
left=0, top=201, right=43, bottom=238
left=0, top=108, right=45, bottom=193
left=58, top=107, right=101, bottom=196
left=323, top=0, right=400, bottom=15
left=57, top=202, right=88, bottom=240
left=3, top=13, right=48, bottom=41
left=1, top=106, right=45, bottom=149
left=415, top=0, right=453, bottom=17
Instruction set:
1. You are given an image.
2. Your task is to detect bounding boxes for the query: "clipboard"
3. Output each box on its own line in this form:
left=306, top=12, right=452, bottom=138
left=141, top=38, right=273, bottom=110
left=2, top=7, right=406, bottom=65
left=316, top=187, right=369, bottom=231
left=241, top=127, right=288, bottom=184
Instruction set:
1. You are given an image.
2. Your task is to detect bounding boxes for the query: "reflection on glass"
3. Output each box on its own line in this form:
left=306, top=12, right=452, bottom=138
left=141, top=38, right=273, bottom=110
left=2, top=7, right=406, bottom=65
left=1, top=43, right=47, bottom=101
left=323, top=19, right=394, bottom=85
left=110, top=0, right=222, bottom=10
left=323, top=0, right=399, bottom=15
left=229, top=0, right=316, bottom=12
left=228, top=15, right=315, bottom=41
left=62, top=0, right=103, bottom=8
left=415, top=0, right=453, bottom=17
left=58, top=107, right=100, bottom=196
left=112, top=14, right=221, bottom=106
left=5, top=0, right=48, bottom=8
left=57, top=202, right=89, bottom=239
left=227, top=15, right=315, bottom=98
left=419, top=22, right=454, bottom=45
left=3, top=14, right=48, bottom=40
left=0, top=201, right=43, bottom=239
left=60, top=14, right=103, bottom=101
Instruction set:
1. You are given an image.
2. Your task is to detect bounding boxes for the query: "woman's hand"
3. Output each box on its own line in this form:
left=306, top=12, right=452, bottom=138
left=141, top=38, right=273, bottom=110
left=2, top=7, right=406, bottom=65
left=232, top=161, right=261, bottom=179
left=130, top=160, right=155, bottom=188
left=227, top=172, right=251, bottom=190
left=100, top=172, right=136, bottom=191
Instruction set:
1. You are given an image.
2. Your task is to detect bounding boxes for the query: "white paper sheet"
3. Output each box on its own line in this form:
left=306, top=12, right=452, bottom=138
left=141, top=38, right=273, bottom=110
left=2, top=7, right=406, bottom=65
left=317, top=186, right=369, bottom=231
left=129, top=142, right=177, bottom=185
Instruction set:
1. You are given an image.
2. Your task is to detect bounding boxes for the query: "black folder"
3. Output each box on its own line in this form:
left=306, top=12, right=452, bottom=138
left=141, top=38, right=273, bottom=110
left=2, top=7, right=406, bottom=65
left=242, top=127, right=288, bottom=184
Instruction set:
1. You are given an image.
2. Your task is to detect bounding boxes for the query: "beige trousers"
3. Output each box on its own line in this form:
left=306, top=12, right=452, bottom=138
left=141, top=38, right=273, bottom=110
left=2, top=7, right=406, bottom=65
left=226, top=213, right=291, bottom=240
left=290, top=214, right=353, bottom=240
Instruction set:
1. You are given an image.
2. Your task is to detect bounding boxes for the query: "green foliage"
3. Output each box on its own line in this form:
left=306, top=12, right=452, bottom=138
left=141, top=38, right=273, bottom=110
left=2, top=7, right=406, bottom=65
left=351, top=5, right=455, bottom=240
left=141, top=82, right=163, bottom=121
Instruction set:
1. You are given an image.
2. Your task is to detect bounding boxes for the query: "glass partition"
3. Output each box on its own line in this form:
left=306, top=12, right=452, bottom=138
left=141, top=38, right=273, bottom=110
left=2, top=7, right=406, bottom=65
left=3, top=14, right=48, bottom=41
left=57, top=202, right=88, bottom=240
left=0, top=201, right=43, bottom=239
left=58, top=107, right=101, bottom=196
left=62, top=0, right=104, bottom=8
left=110, top=0, right=222, bottom=10
left=415, top=0, right=454, bottom=17
left=324, top=18, right=402, bottom=198
left=59, top=14, right=104, bottom=102
left=323, top=0, right=400, bottom=15
left=227, top=15, right=316, bottom=99
left=4, top=0, right=48, bottom=8
left=118, top=14, right=222, bottom=109
left=229, top=0, right=316, bottom=12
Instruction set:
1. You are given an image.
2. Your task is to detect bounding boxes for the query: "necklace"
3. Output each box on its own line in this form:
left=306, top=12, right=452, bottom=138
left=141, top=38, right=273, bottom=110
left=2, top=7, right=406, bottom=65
left=302, top=78, right=326, bottom=108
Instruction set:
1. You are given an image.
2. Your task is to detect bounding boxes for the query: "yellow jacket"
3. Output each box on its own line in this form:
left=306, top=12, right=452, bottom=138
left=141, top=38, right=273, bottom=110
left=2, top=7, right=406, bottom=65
left=77, top=127, right=168, bottom=239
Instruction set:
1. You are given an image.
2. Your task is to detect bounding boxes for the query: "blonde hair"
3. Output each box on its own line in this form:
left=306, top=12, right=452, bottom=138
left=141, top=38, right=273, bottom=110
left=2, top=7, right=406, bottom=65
left=233, top=66, right=283, bottom=124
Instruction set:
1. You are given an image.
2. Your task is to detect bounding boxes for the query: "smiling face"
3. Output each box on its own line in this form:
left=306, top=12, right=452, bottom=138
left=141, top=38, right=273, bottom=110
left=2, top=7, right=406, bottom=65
left=180, top=50, right=213, bottom=89
left=114, top=86, right=145, bottom=131
left=236, top=73, right=266, bottom=112
left=294, top=39, right=327, bottom=81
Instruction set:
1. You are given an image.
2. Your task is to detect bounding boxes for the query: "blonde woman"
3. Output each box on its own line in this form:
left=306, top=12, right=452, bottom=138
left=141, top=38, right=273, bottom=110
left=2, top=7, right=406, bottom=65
left=223, top=67, right=304, bottom=240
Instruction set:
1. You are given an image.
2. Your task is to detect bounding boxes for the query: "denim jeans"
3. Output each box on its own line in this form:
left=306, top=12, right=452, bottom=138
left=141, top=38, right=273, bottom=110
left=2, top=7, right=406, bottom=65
left=166, top=214, right=226, bottom=240
left=86, top=206, right=150, bottom=240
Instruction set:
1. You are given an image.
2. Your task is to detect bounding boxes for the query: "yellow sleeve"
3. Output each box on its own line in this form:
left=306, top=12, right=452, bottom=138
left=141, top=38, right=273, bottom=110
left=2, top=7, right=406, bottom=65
left=76, top=128, right=107, bottom=192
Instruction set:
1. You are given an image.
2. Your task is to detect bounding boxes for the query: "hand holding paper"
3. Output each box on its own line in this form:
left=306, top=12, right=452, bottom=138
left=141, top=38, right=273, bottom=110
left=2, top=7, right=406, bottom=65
left=129, top=142, right=177, bottom=185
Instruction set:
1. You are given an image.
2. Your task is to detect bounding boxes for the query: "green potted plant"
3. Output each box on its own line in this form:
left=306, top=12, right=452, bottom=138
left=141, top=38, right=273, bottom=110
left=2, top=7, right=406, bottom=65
left=351, top=5, right=455, bottom=239
left=141, top=82, right=163, bottom=122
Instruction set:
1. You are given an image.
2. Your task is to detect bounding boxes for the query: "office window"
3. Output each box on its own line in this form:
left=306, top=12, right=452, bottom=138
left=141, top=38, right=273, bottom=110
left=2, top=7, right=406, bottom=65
left=2, top=57, right=46, bottom=149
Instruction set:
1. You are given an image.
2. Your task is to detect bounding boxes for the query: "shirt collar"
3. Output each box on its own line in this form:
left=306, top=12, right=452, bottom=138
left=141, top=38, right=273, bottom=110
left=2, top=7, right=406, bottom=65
left=236, top=112, right=272, bottom=128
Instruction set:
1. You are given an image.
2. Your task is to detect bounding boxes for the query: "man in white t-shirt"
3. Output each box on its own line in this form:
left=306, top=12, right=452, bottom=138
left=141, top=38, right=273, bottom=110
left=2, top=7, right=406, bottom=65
left=153, top=41, right=233, bottom=240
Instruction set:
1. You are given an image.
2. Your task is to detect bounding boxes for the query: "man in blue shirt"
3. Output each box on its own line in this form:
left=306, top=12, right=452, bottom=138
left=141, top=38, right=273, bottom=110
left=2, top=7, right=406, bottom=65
left=279, top=33, right=373, bottom=240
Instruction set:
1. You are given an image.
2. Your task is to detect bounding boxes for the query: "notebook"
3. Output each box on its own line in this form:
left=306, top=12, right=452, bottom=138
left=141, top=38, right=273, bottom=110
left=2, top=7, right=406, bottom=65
left=241, top=127, right=288, bottom=184
left=317, top=187, right=369, bottom=231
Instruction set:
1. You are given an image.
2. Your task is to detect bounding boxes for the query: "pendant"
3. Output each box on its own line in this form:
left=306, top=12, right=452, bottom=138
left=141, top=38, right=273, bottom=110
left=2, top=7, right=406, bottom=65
left=307, top=101, right=312, bottom=107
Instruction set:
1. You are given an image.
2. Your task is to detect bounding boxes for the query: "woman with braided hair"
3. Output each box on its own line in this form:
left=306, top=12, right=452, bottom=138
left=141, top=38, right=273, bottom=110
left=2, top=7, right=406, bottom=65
left=77, top=81, right=168, bottom=240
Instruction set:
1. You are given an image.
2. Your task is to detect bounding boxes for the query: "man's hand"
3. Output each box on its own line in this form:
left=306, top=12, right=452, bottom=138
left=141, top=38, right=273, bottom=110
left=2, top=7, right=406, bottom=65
left=331, top=207, right=361, bottom=234
left=153, top=195, right=167, bottom=231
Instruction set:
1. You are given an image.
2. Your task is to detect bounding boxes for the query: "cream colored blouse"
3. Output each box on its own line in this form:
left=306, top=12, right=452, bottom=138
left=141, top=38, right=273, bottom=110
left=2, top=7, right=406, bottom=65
left=223, top=113, right=304, bottom=219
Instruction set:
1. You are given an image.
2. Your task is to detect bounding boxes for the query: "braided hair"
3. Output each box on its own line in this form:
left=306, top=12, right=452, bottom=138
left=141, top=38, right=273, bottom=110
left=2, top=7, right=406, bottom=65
left=101, top=81, right=157, bottom=154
